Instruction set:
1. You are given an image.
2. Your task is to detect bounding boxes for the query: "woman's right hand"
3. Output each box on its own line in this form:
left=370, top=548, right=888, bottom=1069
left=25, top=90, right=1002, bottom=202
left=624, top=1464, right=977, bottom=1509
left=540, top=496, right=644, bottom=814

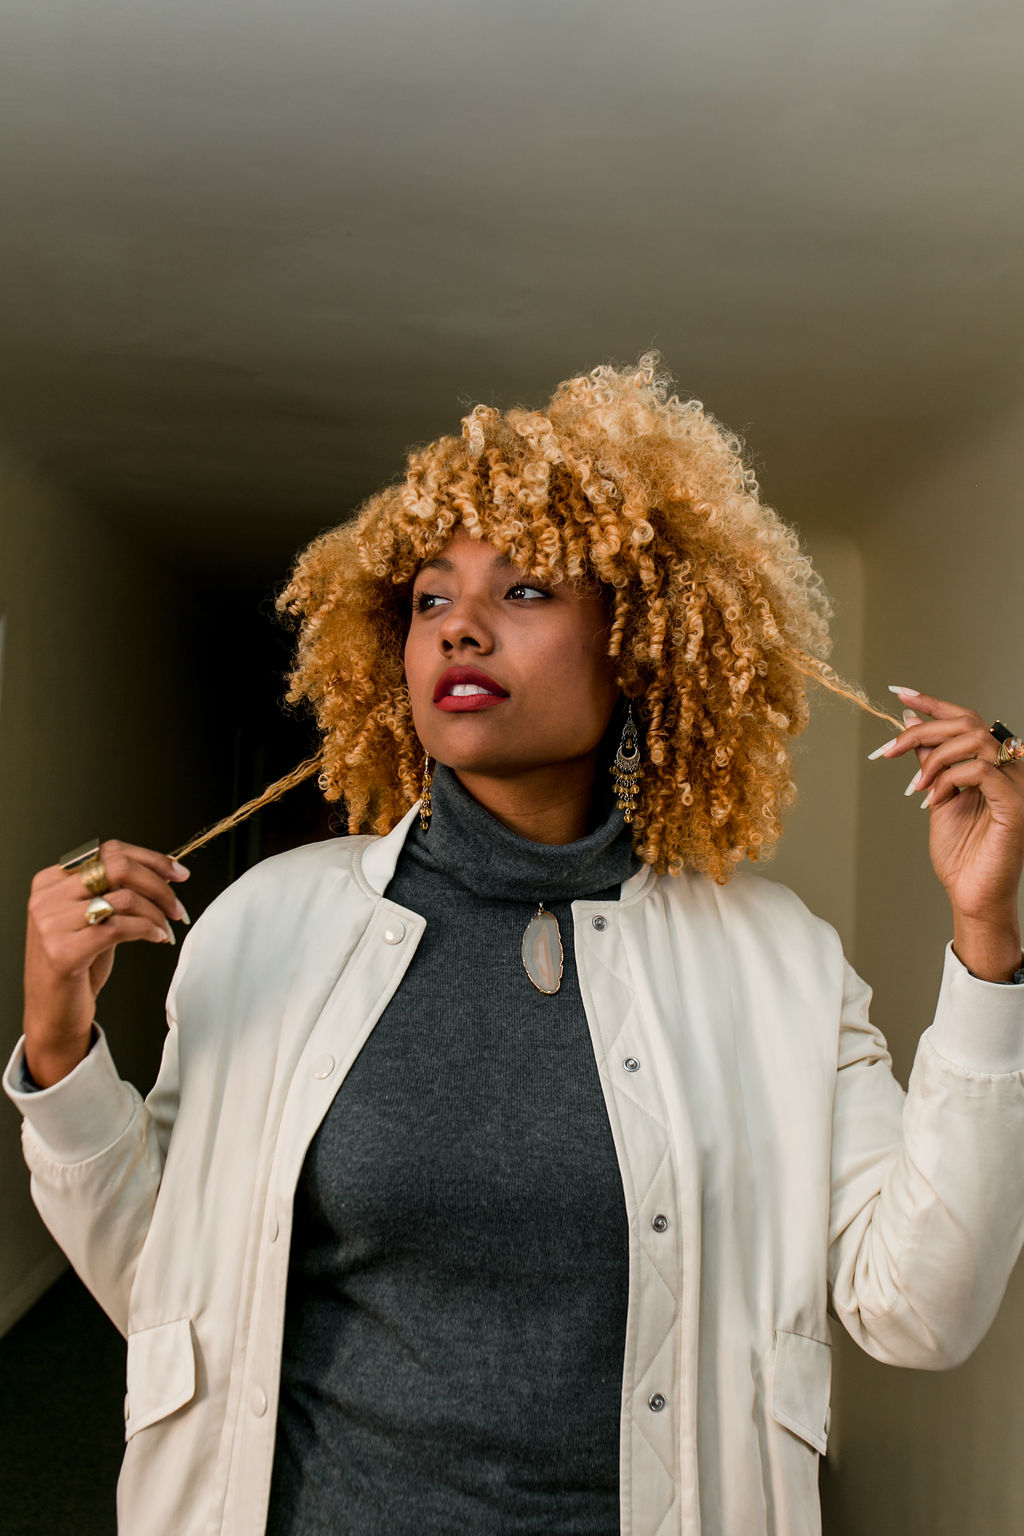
left=23, top=841, right=190, bottom=1088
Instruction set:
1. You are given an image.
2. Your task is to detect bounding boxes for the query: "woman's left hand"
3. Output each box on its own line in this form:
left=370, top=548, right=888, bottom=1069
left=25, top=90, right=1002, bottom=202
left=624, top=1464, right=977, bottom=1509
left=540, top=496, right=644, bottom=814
left=875, top=687, right=1024, bottom=979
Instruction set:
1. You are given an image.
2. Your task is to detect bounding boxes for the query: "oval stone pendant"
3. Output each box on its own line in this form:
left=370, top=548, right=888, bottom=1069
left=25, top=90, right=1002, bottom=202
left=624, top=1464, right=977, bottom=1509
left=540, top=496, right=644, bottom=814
left=522, top=904, right=563, bottom=994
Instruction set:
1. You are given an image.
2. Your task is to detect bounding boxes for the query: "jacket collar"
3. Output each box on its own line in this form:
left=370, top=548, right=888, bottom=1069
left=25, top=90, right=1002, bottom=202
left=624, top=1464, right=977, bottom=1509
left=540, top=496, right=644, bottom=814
left=360, top=802, right=422, bottom=894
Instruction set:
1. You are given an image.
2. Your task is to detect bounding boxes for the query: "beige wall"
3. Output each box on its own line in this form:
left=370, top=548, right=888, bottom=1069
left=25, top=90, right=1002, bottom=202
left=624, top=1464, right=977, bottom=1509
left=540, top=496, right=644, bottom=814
left=757, top=529, right=866, bottom=949
left=821, top=400, right=1024, bottom=1535
left=0, top=447, right=218, bottom=1334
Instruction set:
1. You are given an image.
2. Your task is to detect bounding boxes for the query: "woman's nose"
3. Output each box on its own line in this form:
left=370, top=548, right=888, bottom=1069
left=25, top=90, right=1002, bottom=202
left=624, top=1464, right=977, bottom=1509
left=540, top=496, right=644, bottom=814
left=438, top=601, right=493, bottom=653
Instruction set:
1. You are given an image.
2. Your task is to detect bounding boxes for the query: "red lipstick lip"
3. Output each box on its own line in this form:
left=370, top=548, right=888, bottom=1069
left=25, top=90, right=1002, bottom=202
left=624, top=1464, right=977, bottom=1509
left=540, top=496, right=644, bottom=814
left=435, top=693, right=506, bottom=712
left=433, top=666, right=509, bottom=706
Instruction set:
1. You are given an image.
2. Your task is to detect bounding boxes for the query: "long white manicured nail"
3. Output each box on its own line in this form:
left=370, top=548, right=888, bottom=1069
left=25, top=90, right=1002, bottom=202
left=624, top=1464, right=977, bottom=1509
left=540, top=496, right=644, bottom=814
left=903, top=709, right=922, bottom=725
left=171, top=861, right=190, bottom=880
left=164, top=923, right=177, bottom=945
left=888, top=685, right=920, bottom=697
left=868, top=738, right=898, bottom=760
left=174, top=900, right=191, bottom=926
left=920, top=790, right=933, bottom=809
left=904, top=770, right=921, bottom=796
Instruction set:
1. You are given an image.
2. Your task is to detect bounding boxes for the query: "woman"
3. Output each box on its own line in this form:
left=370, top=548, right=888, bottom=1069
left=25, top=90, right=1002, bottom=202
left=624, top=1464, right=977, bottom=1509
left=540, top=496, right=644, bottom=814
left=7, top=357, right=1024, bottom=1536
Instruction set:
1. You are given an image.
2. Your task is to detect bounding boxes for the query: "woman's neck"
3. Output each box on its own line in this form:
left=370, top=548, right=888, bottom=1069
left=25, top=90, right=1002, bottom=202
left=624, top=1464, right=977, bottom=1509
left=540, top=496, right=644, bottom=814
left=451, top=759, right=600, bottom=845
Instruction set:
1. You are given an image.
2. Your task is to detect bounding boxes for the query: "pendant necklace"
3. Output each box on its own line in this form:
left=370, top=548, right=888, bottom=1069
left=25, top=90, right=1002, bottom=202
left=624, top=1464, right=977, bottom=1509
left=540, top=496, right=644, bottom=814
left=522, top=903, right=564, bottom=994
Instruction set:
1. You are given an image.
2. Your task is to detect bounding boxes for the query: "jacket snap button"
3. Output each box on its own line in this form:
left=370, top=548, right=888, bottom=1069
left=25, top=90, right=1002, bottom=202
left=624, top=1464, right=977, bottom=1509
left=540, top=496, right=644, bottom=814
left=592, top=915, right=607, bottom=931
left=623, top=1057, right=640, bottom=1073
left=268, top=1213, right=280, bottom=1243
left=124, top=1393, right=130, bottom=1423
left=250, top=1386, right=268, bottom=1418
left=651, top=1214, right=669, bottom=1233
left=383, top=922, right=406, bottom=944
left=648, top=1392, right=666, bottom=1412
left=312, top=1054, right=335, bottom=1080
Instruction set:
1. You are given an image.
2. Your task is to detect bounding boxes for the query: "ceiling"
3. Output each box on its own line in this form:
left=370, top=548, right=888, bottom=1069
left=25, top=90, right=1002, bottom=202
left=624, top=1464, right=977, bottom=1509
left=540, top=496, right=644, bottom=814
left=1, top=0, right=1022, bottom=577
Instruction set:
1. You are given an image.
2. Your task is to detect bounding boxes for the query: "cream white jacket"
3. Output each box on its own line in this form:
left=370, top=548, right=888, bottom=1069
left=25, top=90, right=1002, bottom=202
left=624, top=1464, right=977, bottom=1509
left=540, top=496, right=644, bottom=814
left=7, top=803, right=1024, bottom=1536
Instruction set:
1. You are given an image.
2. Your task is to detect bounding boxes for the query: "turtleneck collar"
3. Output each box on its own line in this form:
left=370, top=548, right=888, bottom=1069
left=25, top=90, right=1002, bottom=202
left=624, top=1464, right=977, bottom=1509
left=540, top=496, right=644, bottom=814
left=409, top=762, right=641, bottom=904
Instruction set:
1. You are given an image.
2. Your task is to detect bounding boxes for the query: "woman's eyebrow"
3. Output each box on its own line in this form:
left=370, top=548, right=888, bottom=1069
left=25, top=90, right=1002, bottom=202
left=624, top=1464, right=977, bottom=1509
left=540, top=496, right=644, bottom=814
left=416, top=553, right=519, bottom=577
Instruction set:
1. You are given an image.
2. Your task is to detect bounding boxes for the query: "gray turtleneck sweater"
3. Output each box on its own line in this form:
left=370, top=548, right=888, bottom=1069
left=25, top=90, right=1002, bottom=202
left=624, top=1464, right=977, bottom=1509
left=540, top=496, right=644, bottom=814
left=267, top=766, right=638, bottom=1535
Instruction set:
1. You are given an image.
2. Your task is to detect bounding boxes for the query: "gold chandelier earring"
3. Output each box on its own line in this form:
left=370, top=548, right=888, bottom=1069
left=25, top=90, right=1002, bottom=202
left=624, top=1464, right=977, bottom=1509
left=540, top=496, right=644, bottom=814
left=611, top=705, right=641, bottom=823
left=419, top=755, right=434, bottom=831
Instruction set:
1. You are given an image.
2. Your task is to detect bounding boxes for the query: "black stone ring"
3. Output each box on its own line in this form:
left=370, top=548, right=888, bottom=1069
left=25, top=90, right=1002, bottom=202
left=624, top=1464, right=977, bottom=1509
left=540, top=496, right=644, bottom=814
left=990, top=721, right=1015, bottom=744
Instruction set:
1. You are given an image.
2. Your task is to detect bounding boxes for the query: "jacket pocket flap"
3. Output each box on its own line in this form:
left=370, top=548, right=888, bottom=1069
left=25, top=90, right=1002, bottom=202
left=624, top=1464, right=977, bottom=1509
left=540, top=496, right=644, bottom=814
left=770, top=1328, right=831, bottom=1454
left=125, top=1317, right=196, bottom=1439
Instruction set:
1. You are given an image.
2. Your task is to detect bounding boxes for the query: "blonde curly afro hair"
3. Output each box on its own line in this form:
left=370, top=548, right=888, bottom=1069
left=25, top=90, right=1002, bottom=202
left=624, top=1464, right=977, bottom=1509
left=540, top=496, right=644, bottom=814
left=266, top=355, right=884, bottom=882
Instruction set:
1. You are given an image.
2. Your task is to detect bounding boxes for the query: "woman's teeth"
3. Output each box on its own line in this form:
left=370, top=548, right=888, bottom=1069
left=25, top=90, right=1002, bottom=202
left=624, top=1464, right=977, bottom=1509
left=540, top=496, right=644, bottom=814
left=450, top=683, right=490, bottom=696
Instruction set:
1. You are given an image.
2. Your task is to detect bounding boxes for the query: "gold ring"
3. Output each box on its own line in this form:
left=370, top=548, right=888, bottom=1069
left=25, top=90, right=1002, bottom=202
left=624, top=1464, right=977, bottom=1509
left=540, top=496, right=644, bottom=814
left=996, top=736, right=1024, bottom=766
left=85, top=896, right=115, bottom=926
left=59, top=838, right=100, bottom=871
left=77, top=857, right=111, bottom=896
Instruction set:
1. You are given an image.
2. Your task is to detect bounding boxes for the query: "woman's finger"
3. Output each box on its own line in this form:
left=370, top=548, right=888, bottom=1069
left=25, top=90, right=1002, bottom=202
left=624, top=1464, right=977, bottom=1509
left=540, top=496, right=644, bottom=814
left=39, top=846, right=190, bottom=926
left=95, top=840, right=190, bottom=884
left=869, top=712, right=989, bottom=793
left=53, top=916, right=177, bottom=975
left=921, top=755, right=1022, bottom=812
left=909, top=726, right=1001, bottom=794
left=76, top=885, right=177, bottom=939
left=888, top=685, right=987, bottom=724
left=869, top=715, right=980, bottom=762
left=38, top=840, right=190, bottom=890
left=32, top=887, right=175, bottom=968
left=78, top=849, right=190, bottom=926
left=868, top=703, right=1017, bottom=795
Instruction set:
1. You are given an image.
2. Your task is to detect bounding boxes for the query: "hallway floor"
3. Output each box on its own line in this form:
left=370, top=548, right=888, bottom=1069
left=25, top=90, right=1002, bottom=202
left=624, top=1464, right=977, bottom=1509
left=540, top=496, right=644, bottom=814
left=0, top=1269, right=124, bottom=1535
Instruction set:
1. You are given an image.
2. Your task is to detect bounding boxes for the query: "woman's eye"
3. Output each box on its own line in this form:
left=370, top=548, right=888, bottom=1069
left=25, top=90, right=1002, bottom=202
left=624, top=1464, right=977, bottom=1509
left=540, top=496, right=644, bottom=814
left=413, top=591, right=448, bottom=613
left=505, top=583, right=550, bottom=601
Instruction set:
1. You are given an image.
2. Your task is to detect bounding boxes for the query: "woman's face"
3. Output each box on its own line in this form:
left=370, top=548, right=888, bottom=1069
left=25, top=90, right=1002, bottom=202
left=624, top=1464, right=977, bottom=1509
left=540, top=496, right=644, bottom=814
left=404, top=529, right=620, bottom=783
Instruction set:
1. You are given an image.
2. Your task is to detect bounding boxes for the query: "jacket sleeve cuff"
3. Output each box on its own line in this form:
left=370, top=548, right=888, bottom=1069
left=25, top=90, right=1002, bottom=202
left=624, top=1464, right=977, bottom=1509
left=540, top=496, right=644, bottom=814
left=2, top=1027, right=137, bottom=1162
left=926, top=941, right=1024, bottom=1076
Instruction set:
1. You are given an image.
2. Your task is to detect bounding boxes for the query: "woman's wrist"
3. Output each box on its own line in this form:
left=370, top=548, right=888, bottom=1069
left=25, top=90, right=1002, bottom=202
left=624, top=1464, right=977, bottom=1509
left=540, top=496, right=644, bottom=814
left=22, top=1025, right=95, bottom=1089
left=951, top=911, right=1023, bottom=984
